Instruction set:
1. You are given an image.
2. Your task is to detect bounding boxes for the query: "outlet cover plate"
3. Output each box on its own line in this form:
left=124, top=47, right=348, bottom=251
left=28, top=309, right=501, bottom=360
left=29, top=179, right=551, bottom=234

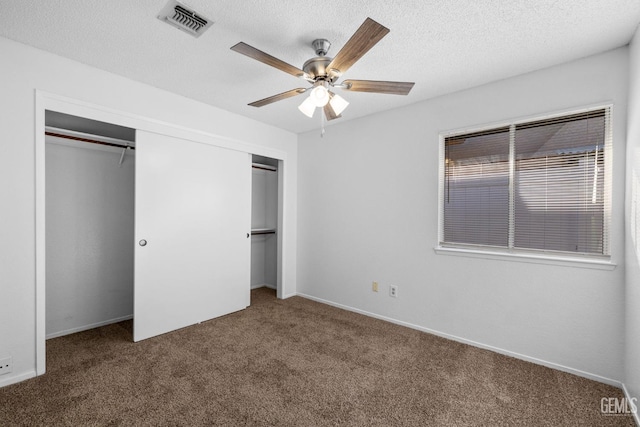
left=0, top=356, right=12, bottom=375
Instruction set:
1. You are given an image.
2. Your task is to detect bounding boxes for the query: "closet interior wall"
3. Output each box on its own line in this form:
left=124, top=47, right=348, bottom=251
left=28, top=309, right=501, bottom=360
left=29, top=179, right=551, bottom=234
left=251, top=155, right=278, bottom=290
left=45, top=111, right=136, bottom=338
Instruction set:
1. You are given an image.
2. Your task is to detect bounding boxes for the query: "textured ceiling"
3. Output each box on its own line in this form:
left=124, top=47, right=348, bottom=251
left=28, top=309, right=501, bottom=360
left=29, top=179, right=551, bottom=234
left=1, top=0, right=639, bottom=134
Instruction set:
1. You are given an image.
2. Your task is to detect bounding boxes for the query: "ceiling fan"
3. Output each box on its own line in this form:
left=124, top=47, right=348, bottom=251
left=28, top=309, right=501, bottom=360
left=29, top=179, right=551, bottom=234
left=230, top=17, right=415, bottom=121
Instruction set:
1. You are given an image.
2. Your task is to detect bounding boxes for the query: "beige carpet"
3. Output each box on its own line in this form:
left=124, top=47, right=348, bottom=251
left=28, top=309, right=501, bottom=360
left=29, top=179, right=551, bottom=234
left=0, top=288, right=634, bottom=426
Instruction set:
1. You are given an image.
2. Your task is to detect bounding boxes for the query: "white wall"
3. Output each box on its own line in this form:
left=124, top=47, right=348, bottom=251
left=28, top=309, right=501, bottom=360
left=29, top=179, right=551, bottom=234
left=625, top=26, right=640, bottom=411
left=297, top=47, right=628, bottom=383
left=46, top=138, right=134, bottom=338
left=0, top=36, right=297, bottom=387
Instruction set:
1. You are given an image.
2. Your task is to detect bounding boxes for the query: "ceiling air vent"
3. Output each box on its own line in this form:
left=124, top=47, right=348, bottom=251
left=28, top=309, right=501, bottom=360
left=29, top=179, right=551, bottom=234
left=158, top=0, right=213, bottom=38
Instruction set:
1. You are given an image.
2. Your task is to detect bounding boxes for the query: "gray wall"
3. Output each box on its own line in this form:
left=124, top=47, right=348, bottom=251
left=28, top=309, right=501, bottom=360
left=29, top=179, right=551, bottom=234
left=46, top=138, right=134, bottom=337
left=297, top=47, right=628, bottom=383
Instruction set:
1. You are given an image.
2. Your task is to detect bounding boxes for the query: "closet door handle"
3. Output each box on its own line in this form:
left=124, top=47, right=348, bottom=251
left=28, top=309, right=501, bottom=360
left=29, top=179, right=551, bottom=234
left=247, top=233, right=250, bottom=238
left=139, top=239, right=147, bottom=247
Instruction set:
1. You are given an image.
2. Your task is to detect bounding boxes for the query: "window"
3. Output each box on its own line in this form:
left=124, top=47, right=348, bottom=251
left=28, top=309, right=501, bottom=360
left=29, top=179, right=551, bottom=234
left=439, top=107, right=611, bottom=258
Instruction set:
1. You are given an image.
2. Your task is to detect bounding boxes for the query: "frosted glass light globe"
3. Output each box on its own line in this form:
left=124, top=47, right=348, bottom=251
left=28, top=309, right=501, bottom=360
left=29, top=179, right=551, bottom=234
left=298, top=96, right=316, bottom=118
left=310, top=85, right=330, bottom=107
left=329, top=94, right=349, bottom=115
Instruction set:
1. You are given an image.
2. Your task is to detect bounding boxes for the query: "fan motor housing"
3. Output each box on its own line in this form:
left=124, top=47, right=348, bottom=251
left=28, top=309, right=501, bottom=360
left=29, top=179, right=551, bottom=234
left=303, top=57, right=331, bottom=80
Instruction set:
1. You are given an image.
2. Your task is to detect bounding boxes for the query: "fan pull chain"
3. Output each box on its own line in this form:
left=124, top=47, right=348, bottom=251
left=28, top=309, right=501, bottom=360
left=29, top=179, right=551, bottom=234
left=321, top=108, right=325, bottom=138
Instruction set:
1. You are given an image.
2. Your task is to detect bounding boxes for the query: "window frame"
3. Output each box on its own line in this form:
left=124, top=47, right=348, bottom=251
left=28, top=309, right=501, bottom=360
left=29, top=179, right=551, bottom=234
left=436, top=105, right=615, bottom=270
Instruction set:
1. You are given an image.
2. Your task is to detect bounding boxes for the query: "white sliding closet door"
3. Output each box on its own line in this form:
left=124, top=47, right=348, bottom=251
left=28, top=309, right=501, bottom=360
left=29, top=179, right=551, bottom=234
left=134, top=130, right=251, bottom=342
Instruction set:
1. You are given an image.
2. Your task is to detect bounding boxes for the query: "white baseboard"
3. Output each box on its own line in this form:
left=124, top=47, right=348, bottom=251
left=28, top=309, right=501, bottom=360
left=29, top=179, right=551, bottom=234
left=46, top=315, right=133, bottom=340
left=297, top=292, right=623, bottom=388
left=0, top=370, right=36, bottom=388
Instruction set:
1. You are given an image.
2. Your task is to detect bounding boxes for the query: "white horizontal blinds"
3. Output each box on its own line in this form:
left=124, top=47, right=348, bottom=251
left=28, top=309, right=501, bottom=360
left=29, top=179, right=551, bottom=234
left=443, top=127, right=510, bottom=246
left=441, top=107, right=611, bottom=257
left=513, top=109, right=607, bottom=254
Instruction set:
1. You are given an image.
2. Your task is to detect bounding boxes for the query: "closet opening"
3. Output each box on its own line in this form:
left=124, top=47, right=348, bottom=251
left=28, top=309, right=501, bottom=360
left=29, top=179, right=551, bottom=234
left=250, top=154, right=280, bottom=303
left=44, top=111, right=136, bottom=340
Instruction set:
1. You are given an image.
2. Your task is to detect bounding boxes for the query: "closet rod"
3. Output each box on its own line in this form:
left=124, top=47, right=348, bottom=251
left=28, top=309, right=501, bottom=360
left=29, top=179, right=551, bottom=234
left=252, top=163, right=276, bottom=172
left=45, top=129, right=135, bottom=150
left=251, top=230, right=276, bottom=235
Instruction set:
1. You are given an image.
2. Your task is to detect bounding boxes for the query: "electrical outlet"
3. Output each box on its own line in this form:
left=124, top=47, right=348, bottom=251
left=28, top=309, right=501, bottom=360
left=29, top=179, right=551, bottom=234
left=372, top=281, right=379, bottom=292
left=0, top=357, right=12, bottom=375
left=389, top=285, right=398, bottom=298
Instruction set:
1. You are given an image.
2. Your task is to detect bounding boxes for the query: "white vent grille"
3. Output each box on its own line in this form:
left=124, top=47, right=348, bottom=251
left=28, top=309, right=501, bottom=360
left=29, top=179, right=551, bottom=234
left=158, top=0, right=213, bottom=38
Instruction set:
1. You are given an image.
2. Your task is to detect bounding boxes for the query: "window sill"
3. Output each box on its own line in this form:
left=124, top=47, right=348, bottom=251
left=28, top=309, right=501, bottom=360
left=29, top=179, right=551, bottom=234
left=434, top=246, right=617, bottom=270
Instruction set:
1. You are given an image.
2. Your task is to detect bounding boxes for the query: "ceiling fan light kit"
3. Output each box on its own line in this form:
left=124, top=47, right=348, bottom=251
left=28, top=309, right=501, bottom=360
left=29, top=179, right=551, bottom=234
left=231, top=17, right=414, bottom=129
left=298, top=89, right=349, bottom=118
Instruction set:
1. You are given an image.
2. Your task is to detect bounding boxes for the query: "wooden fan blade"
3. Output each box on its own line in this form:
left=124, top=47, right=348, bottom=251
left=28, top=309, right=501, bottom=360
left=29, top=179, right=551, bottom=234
left=231, top=42, right=308, bottom=79
left=342, top=80, right=414, bottom=95
left=249, top=88, right=307, bottom=107
left=326, top=18, right=389, bottom=78
left=323, top=93, right=342, bottom=121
